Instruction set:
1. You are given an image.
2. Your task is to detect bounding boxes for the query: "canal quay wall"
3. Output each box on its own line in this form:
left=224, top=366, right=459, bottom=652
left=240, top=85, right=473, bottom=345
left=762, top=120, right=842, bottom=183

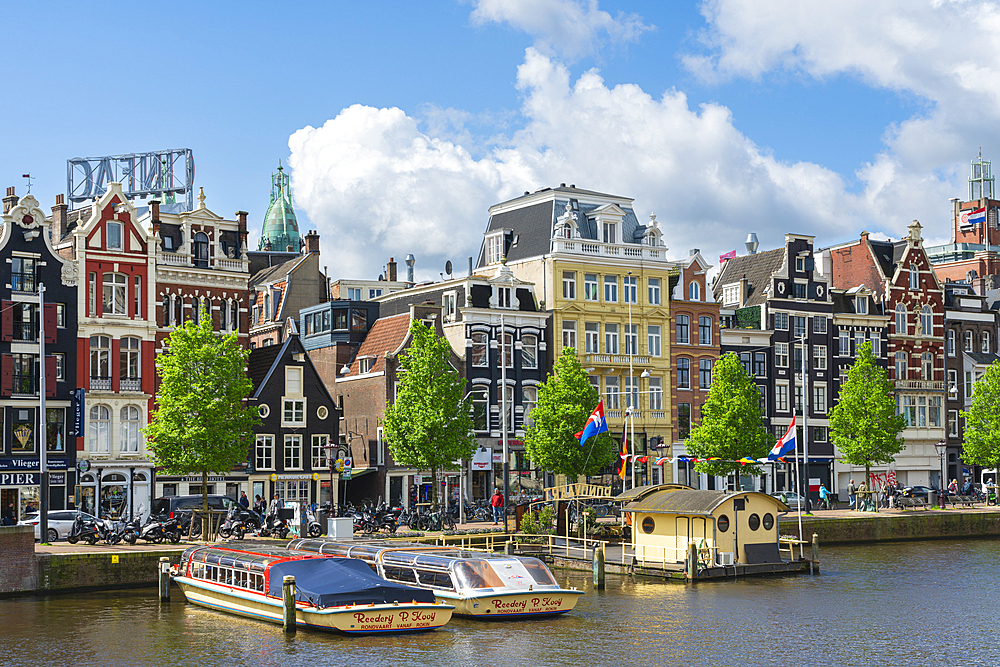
left=779, top=508, right=1000, bottom=545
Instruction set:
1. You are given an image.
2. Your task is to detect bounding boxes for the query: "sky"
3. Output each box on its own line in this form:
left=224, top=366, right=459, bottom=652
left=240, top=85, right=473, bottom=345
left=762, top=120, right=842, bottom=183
left=2, top=0, right=997, bottom=281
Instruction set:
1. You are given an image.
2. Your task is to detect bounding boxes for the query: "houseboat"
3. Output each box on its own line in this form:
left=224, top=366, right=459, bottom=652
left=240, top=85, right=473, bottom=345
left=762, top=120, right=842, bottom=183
left=286, top=538, right=583, bottom=618
left=171, top=545, right=454, bottom=633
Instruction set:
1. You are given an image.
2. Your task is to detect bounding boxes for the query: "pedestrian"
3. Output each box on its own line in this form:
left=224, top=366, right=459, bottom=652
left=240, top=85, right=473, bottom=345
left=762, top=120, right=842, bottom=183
left=848, top=479, right=857, bottom=510
left=490, top=488, right=504, bottom=525
left=818, top=484, right=830, bottom=510
left=267, top=493, right=282, bottom=518
left=239, top=491, right=250, bottom=509
left=253, top=494, right=265, bottom=521
left=948, top=478, right=959, bottom=496
left=2, top=502, right=14, bottom=526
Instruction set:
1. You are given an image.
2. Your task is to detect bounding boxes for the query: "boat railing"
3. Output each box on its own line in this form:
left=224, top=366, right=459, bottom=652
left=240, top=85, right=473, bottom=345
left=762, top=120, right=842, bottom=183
left=513, top=534, right=720, bottom=570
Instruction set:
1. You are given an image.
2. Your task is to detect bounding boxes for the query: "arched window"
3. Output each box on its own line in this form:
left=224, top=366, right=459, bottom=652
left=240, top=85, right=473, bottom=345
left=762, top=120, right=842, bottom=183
left=230, top=301, right=238, bottom=331
left=90, top=335, right=111, bottom=388
left=120, top=337, right=140, bottom=390
left=120, top=406, right=141, bottom=453
left=470, top=332, right=488, bottom=367
left=689, top=281, right=700, bottom=301
left=894, top=351, right=907, bottom=381
left=965, top=330, right=974, bottom=352
left=102, top=272, right=127, bottom=314
left=89, top=405, right=110, bottom=453
left=193, top=232, right=209, bottom=267
left=921, top=306, right=933, bottom=336
left=895, top=304, right=907, bottom=335
left=219, top=299, right=228, bottom=331
left=162, top=295, right=171, bottom=327
left=921, top=352, right=933, bottom=382
left=677, top=358, right=691, bottom=389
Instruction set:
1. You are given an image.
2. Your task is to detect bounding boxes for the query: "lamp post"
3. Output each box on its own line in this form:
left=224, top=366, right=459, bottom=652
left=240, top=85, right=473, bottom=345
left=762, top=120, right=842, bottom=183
left=935, top=439, right=947, bottom=506
left=627, top=271, right=636, bottom=489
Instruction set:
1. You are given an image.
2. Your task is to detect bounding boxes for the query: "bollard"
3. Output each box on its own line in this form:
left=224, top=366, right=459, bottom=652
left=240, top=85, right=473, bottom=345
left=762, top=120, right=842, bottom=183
left=811, top=533, right=820, bottom=575
left=282, top=575, right=296, bottom=633
left=504, top=540, right=514, bottom=555
left=687, top=542, right=698, bottom=580
left=593, top=545, right=606, bottom=590
left=158, top=557, right=171, bottom=602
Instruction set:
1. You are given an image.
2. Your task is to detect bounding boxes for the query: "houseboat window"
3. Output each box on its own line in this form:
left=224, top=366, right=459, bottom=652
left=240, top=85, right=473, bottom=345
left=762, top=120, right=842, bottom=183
left=453, top=560, right=505, bottom=589
left=641, top=517, right=655, bottom=534
left=748, top=513, right=760, bottom=531
left=416, top=570, right=455, bottom=590
left=762, top=513, right=774, bottom=530
left=717, top=515, right=730, bottom=532
left=384, top=566, right=417, bottom=584
left=518, top=559, right=557, bottom=586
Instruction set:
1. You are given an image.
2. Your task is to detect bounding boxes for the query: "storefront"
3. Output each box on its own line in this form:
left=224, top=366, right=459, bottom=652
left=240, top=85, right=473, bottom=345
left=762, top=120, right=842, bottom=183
left=0, top=456, right=76, bottom=524
left=247, top=472, right=320, bottom=507
left=78, top=463, right=153, bottom=520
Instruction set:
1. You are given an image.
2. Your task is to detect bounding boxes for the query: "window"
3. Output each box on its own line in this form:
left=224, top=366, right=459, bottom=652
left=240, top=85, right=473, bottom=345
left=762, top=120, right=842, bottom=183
left=929, top=396, right=942, bottom=427
left=471, top=389, right=488, bottom=431
left=870, top=332, right=880, bottom=357
left=794, top=344, right=804, bottom=372
left=966, top=371, right=974, bottom=397
left=443, top=293, right=455, bottom=320
left=89, top=405, right=110, bottom=453
left=485, top=233, right=504, bottom=264
left=283, top=399, right=305, bottom=426
left=796, top=257, right=805, bottom=272
left=813, top=386, right=827, bottom=413
left=120, top=337, right=140, bottom=383
left=793, top=316, right=806, bottom=337
left=723, top=284, right=739, bottom=307
left=604, top=377, right=620, bottom=409
left=602, top=222, right=616, bottom=244
left=604, top=275, right=618, bottom=302
left=562, top=320, right=576, bottom=349
left=794, top=283, right=807, bottom=299
left=623, top=275, right=638, bottom=304
left=813, top=317, right=827, bottom=334
left=948, top=329, right=956, bottom=356
left=812, top=426, right=828, bottom=443
left=12, top=256, right=36, bottom=293
left=368, top=289, right=382, bottom=299
left=90, top=335, right=111, bottom=382
left=698, top=316, right=712, bottom=345
left=948, top=369, right=958, bottom=395
left=895, top=304, right=907, bottom=335
left=55, top=303, right=66, bottom=328
left=775, top=384, right=789, bottom=412
left=856, top=297, right=868, bottom=315
left=231, top=301, right=239, bottom=331
left=839, top=330, right=850, bottom=356
left=984, top=331, right=992, bottom=354
left=624, top=324, right=638, bottom=355
left=775, top=342, right=788, bottom=368
left=965, top=330, right=974, bottom=352
left=699, top=359, right=713, bottom=389
left=311, top=434, right=329, bottom=469
left=521, top=334, right=538, bottom=369
left=102, top=273, right=127, bottom=315
left=604, top=323, right=619, bottom=354
left=133, top=276, right=141, bottom=318
left=522, top=386, right=538, bottom=427
left=467, top=332, right=487, bottom=367
left=647, top=325, right=661, bottom=357
left=689, top=281, right=700, bottom=301
left=284, top=435, right=302, bottom=469
left=813, top=346, right=827, bottom=370
left=358, top=357, right=374, bottom=374
left=795, top=385, right=803, bottom=414
left=584, top=274, right=599, bottom=301
left=649, top=377, right=663, bottom=410
left=948, top=410, right=959, bottom=437
left=740, top=352, right=752, bottom=375
left=676, top=315, right=690, bottom=344
left=910, top=263, right=919, bottom=289
left=855, top=331, right=865, bottom=355
left=120, top=406, right=141, bottom=453
left=222, top=299, right=231, bottom=332
left=677, top=403, right=691, bottom=440
left=562, top=271, right=576, bottom=300
left=677, top=358, right=690, bottom=389
left=754, top=352, right=767, bottom=377
left=497, top=286, right=512, bottom=308
left=921, top=352, right=934, bottom=381
left=774, top=312, right=789, bottom=330
left=193, top=232, right=209, bottom=268
left=895, top=351, right=907, bottom=380
left=46, top=408, right=65, bottom=453
left=351, top=309, right=367, bottom=332
left=54, top=353, right=65, bottom=381
left=498, top=333, right=513, bottom=368
left=106, top=220, right=124, bottom=250
left=286, top=367, right=302, bottom=395
left=648, top=278, right=661, bottom=305
left=585, top=323, right=599, bottom=353
left=347, top=288, right=362, bottom=300
left=624, top=376, right=638, bottom=409
left=921, top=306, right=933, bottom=336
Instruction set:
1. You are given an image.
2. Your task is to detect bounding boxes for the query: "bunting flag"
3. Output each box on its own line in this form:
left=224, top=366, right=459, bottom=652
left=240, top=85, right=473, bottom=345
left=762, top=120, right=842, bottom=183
left=654, top=457, right=670, bottom=465
left=617, top=430, right=628, bottom=481
left=650, top=455, right=774, bottom=465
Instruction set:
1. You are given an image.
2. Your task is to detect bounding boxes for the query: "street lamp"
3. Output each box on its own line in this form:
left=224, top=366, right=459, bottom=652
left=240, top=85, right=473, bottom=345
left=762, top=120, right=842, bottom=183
left=935, top=439, right=947, bottom=506
left=627, top=271, right=636, bottom=490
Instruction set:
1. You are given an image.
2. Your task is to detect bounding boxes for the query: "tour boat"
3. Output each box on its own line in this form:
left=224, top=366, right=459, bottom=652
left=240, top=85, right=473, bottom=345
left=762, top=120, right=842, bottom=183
left=286, top=538, right=583, bottom=618
left=171, top=545, right=454, bottom=633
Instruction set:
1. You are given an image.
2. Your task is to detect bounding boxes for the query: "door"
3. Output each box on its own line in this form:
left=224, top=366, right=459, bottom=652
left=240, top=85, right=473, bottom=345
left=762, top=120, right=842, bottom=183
left=389, top=476, right=403, bottom=507
left=1, top=488, right=17, bottom=524
left=674, top=516, right=690, bottom=563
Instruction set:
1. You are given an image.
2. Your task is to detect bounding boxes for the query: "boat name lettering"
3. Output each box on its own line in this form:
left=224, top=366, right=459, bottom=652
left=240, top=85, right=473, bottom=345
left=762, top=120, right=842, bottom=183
left=532, top=596, right=564, bottom=608
left=354, top=612, right=394, bottom=625
left=492, top=598, right=528, bottom=611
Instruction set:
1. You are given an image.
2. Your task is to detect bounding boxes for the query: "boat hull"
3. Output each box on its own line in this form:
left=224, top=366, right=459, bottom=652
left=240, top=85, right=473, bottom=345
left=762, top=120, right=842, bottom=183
left=442, top=589, right=584, bottom=618
left=174, top=577, right=453, bottom=633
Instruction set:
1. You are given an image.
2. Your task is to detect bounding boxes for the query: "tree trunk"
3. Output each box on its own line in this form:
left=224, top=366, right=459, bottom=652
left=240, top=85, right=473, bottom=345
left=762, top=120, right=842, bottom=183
left=430, top=466, right=438, bottom=506
left=202, top=470, right=209, bottom=540
left=864, top=464, right=871, bottom=511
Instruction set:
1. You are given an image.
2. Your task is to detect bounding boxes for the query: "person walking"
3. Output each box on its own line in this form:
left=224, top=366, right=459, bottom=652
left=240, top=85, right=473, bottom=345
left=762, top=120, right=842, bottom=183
left=490, top=488, right=504, bottom=525
left=239, top=491, right=250, bottom=509
left=848, top=479, right=857, bottom=510
left=2, top=502, right=14, bottom=526
left=253, top=494, right=265, bottom=521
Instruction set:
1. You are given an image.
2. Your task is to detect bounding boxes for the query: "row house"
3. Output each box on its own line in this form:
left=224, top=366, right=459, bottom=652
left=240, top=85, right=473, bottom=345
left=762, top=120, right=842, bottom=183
left=476, top=185, right=678, bottom=489
left=0, top=190, right=77, bottom=523
left=824, top=221, right=946, bottom=492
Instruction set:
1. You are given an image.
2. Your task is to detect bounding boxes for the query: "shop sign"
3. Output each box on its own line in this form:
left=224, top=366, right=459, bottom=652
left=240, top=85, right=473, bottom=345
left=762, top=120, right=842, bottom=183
left=49, top=472, right=66, bottom=485
left=77, top=459, right=91, bottom=473
left=0, top=472, right=38, bottom=486
left=182, top=476, right=226, bottom=482
left=0, top=458, right=71, bottom=471
left=75, top=388, right=85, bottom=435
left=471, top=448, right=492, bottom=471
left=270, top=473, right=320, bottom=481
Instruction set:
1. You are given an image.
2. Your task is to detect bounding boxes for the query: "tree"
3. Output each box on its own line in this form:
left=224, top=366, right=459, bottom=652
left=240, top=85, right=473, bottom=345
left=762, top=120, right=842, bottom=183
left=961, top=360, right=1000, bottom=470
left=382, top=320, right=476, bottom=505
left=143, top=317, right=259, bottom=517
left=829, top=341, right=906, bottom=486
left=687, top=352, right=773, bottom=478
left=523, top=348, right=616, bottom=478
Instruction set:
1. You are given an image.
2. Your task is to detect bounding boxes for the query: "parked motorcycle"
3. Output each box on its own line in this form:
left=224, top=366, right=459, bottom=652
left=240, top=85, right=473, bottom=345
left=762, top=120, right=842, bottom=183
left=67, top=514, right=100, bottom=545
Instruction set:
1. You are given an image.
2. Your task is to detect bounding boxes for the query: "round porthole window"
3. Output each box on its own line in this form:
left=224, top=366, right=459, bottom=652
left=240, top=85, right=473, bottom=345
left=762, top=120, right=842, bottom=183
left=258, top=404, right=270, bottom=418
left=717, top=514, right=730, bottom=532
left=762, top=513, right=774, bottom=530
left=748, top=513, right=760, bottom=531
left=641, top=516, right=655, bottom=534
left=317, top=406, right=329, bottom=420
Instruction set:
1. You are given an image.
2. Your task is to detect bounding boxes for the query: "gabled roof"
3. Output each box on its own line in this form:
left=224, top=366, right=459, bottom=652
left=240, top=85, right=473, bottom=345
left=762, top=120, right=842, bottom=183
left=345, top=312, right=411, bottom=375
left=713, top=248, right=785, bottom=308
left=866, top=239, right=895, bottom=278
left=964, top=350, right=1000, bottom=367
left=249, top=253, right=308, bottom=289
left=249, top=340, right=286, bottom=390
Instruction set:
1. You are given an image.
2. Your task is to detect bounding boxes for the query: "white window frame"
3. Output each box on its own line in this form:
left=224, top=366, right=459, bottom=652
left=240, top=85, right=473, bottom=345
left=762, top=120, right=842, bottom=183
left=813, top=345, right=827, bottom=370
left=562, top=271, right=576, bottom=300
left=648, top=278, right=661, bottom=305
left=585, top=323, right=599, bottom=354
left=648, top=377, right=663, bottom=410
left=604, top=275, right=618, bottom=303
left=647, top=325, right=661, bottom=357
left=120, top=405, right=141, bottom=453
left=282, top=398, right=306, bottom=427
left=284, top=434, right=302, bottom=470
left=775, top=342, right=788, bottom=368
left=623, top=276, right=638, bottom=304
left=689, top=281, right=700, bottom=302
left=584, top=273, right=599, bottom=301
left=311, top=434, right=329, bottom=469
left=521, top=333, right=538, bottom=369
left=107, top=221, right=124, bottom=250
left=562, top=320, right=576, bottom=349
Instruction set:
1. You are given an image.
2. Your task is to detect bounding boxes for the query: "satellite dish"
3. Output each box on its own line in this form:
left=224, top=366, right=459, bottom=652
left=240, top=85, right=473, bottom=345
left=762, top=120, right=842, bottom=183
left=445, top=260, right=453, bottom=276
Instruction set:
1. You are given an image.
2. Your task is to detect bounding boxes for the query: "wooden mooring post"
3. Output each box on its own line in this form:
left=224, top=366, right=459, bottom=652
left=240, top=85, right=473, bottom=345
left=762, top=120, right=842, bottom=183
left=686, top=542, right=698, bottom=580
left=811, top=533, right=820, bottom=574
left=593, top=544, right=605, bottom=590
left=282, top=575, right=296, bottom=633
left=158, top=557, right=170, bottom=602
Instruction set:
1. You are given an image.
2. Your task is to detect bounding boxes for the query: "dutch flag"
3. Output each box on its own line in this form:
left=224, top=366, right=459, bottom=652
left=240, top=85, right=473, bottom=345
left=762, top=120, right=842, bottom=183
left=575, top=400, right=609, bottom=447
left=768, top=416, right=797, bottom=460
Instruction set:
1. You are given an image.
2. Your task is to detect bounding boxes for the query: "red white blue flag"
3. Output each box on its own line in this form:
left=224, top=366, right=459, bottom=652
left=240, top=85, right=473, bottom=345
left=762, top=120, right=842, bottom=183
left=575, top=400, right=609, bottom=447
left=768, top=416, right=797, bottom=460
left=961, top=207, right=986, bottom=227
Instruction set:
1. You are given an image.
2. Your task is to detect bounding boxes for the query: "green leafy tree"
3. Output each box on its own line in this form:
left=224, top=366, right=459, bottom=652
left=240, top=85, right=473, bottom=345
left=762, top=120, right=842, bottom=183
left=829, top=341, right=906, bottom=486
left=143, top=317, right=259, bottom=515
left=524, top=348, right=616, bottom=477
left=687, top=352, right=773, bottom=477
left=961, top=360, right=1000, bottom=470
left=383, top=320, right=476, bottom=505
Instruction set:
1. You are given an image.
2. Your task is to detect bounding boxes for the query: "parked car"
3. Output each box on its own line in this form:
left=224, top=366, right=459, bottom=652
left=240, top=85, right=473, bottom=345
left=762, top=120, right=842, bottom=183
left=902, top=485, right=935, bottom=500
left=772, top=492, right=807, bottom=510
left=19, top=510, right=97, bottom=542
left=150, top=494, right=239, bottom=519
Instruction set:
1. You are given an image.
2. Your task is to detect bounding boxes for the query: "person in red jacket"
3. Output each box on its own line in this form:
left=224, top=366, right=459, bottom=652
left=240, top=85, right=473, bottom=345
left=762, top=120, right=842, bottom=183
left=490, top=488, right=504, bottom=525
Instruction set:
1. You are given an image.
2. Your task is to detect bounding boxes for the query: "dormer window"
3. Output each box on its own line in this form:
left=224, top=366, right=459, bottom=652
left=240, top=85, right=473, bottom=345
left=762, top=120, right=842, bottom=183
left=856, top=296, right=868, bottom=315
left=796, top=257, right=805, bottom=272
left=722, top=284, right=739, bottom=307
left=689, top=281, right=700, bottom=301
left=358, top=356, right=375, bottom=374
left=497, top=286, right=513, bottom=308
left=602, top=222, right=616, bottom=244
left=910, top=264, right=919, bottom=290
left=485, top=232, right=506, bottom=265
left=107, top=221, right=123, bottom=250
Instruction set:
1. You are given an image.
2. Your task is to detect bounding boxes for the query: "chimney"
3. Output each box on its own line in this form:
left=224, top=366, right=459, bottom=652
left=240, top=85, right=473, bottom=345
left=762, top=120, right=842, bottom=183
left=689, top=248, right=699, bottom=256
left=739, top=273, right=749, bottom=307
left=51, top=194, right=69, bottom=241
left=387, top=257, right=397, bottom=282
left=405, top=254, right=416, bottom=286
left=235, top=210, right=247, bottom=232
left=304, top=229, right=320, bottom=254
left=468, top=256, right=473, bottom=277
left=3, top=187, right=18, bottom=214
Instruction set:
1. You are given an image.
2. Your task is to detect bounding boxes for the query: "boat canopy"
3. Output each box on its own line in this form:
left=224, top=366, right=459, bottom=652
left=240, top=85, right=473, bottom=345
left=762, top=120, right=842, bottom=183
left=266, top=557, right=437, bottom=608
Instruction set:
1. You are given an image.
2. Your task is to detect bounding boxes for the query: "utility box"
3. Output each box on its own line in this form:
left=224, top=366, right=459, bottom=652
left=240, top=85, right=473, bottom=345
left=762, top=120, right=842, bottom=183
left=327, top=517, right=353, bottom=539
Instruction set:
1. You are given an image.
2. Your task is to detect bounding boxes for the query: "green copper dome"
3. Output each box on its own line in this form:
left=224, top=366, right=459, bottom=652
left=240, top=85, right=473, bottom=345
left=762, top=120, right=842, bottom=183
left=258, top=161, right=301, bottom=252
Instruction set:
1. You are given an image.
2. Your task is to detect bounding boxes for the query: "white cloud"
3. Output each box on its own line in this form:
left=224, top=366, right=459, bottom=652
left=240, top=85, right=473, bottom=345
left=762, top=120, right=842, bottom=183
left=469, top=0, right=653, bottom=60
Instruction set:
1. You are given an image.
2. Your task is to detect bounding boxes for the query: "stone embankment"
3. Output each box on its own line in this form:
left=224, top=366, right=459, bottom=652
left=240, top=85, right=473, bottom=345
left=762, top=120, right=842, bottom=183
left=778, top=507, right=1000, bottom=544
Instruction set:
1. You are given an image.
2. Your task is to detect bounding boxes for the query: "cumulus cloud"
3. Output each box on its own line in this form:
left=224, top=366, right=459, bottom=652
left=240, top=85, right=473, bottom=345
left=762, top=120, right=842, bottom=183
left=469, top=0, right=653, bottom=60
left=290, top=48, right=872, bottom=281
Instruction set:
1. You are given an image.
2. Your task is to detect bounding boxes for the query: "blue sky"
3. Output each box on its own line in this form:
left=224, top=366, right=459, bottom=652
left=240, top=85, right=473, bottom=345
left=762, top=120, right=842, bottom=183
left=1, top=1, right=991, bottom=279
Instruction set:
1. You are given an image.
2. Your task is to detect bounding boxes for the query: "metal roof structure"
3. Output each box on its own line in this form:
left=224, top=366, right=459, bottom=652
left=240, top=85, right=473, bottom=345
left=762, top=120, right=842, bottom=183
left=258, top=161, right=301, bottom=252
left=624, top=489, right=789, bottom=516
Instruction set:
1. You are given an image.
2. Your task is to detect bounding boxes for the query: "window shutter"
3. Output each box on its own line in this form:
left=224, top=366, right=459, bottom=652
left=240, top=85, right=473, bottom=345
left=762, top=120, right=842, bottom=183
left=1, top=301, right=11, bottom=342
left=0, top=354, right=12, bottom=397
left=45, top=355, right=56, bottom=397
left=44, top=303, right=57, bottom=343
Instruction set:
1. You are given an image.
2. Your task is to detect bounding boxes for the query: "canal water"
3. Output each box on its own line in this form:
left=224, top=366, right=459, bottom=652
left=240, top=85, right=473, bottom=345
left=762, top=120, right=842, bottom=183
left=2, top=539, right=997, bottom=666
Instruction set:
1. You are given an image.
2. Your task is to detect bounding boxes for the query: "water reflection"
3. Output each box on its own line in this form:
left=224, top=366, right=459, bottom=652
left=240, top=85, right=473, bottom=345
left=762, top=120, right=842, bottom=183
left=1, top=540, right=998, bottom=666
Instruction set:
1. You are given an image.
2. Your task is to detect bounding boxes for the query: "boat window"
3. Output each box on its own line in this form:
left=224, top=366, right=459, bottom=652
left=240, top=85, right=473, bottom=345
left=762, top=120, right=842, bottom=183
left=453, top=560, right=505, bottom=589
left=384, top=566, right=417, bottom=584
left=416, top=570, right=455, bottom=590
left=518, top=558, right=558, bottom=586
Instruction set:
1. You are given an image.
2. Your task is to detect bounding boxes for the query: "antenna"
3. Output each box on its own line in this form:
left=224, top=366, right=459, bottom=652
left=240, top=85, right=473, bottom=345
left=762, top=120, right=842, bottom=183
left=445, top=260, right=453, bottom=276
left=22, top=173, right=33, bottom=194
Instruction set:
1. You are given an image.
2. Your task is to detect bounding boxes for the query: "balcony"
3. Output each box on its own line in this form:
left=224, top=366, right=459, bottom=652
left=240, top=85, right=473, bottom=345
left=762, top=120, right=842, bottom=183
left=12, top=322, right=36, bottom=342
left=895, top=380, right=946, bottom=391
left=158, top=252, right=247, bottom=272
left=585, top=354, right=651, bottom=365
left=121, top=377, right=142, bottom=392
left=12, top=272, right=35, bottom=293
left=91, top=377, right=111, bottom=391
left=550, top=238, right=669, bottom=262
left=12, top=375, right=37, bottom=396
left=159, top=253, right=190, bottom=266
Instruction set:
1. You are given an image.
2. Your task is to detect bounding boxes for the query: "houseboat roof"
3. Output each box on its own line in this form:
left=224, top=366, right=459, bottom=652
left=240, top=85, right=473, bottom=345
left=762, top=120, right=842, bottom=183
left=614, top=483, right=693, bottom=503
left=624, top=489, right=789, bottom=516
